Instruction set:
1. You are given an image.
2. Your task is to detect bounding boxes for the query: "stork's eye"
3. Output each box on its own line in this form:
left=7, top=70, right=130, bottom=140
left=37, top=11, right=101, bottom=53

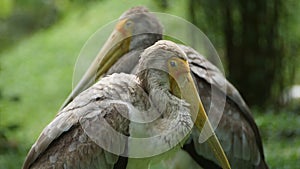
left=125, top=20, right=134, bottom=29
left=170, top=61, right=177, bottom=67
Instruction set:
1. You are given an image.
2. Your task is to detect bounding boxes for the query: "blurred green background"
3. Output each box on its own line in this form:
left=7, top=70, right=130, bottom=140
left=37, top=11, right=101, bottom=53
left=0, top=0, right=299, bottom=168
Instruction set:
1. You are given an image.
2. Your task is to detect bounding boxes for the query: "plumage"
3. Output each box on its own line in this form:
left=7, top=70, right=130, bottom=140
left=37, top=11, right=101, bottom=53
left=180, top=45, right=268, bottom=169
left=57, top=6, right=268, bottom=169
left=23, top=41, right=231, bottom=169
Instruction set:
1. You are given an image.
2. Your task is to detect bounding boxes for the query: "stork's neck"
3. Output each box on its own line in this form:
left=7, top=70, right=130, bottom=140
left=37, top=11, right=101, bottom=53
left=139, top=69, right=169, bottom=94
left=106, top=49, right=143, bottom=75
left=138, top=69, right=175, bottom=115
left=130, top=69, right=193, bottom=159
left=130, top=34, right=162, bottom=51
left=106, top=34, right=162, bottom=75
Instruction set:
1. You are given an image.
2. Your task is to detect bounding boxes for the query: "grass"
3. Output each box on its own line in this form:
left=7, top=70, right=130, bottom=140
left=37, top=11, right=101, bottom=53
left=0, top=0, right=299, bottom=168
left=254, top=110, right=300, bottom=169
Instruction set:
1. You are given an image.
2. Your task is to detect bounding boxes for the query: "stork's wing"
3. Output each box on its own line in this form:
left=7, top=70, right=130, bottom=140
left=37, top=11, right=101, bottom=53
left=22, top=74, right=138, bottom=169
left=179, top=45, right=268, bottom=169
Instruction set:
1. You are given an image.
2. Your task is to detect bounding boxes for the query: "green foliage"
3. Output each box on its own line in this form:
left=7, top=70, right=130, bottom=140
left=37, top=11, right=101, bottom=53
left=188, top=0, right=300, bottom=108
left=0, top=0, right=14, bottom=18
left=0, top=0, right=59, bottom=53
left=0, top=0, right=107, bottom=54
left=254, top=110, right=300, bottom=169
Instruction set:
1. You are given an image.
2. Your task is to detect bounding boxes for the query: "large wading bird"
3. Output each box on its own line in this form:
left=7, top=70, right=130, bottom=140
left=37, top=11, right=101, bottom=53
left=58, top=7, right=269, bottom=169
left=22, top=40, right=231, bottom=169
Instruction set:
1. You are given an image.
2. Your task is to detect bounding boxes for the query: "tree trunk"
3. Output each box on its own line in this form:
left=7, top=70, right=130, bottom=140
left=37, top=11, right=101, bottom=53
left=188, top=0, right=295, bottom=108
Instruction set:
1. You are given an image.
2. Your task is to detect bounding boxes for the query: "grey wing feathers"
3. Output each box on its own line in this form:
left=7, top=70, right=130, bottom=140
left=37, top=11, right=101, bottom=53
left=23, top=74, right=136, bottom=169
left=22, top=106, right=80, bottom=169
left=179, top=44, right=251, bottom=114
left=191, top=95, right=261, bottom=168
left=191, top=93, right=261, bottom=168
left=179, top=44, right=267, bottom=168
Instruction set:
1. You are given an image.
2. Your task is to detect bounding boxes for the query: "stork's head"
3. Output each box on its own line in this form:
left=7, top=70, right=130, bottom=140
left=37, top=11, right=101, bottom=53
left=137, top=40, right=188, bottom=75
left=93, top=6, right=163, bottom=80
left=118, top=6, right=163, bottom=50
left=136, top=40, right=189, bottom=92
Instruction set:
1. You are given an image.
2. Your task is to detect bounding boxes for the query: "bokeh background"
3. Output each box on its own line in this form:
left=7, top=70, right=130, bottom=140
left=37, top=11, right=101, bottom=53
left=0, top=0, right=299, bottom=168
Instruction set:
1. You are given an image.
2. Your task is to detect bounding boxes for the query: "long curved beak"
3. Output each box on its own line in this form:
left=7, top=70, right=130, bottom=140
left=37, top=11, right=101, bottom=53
left=169, top=58, right=231, bottom=169
left=60, top=20, right=131, bottom=110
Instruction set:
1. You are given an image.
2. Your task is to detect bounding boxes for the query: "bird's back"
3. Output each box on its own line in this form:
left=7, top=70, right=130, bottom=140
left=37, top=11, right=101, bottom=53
left=23, top=73, right=144, bottom=169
